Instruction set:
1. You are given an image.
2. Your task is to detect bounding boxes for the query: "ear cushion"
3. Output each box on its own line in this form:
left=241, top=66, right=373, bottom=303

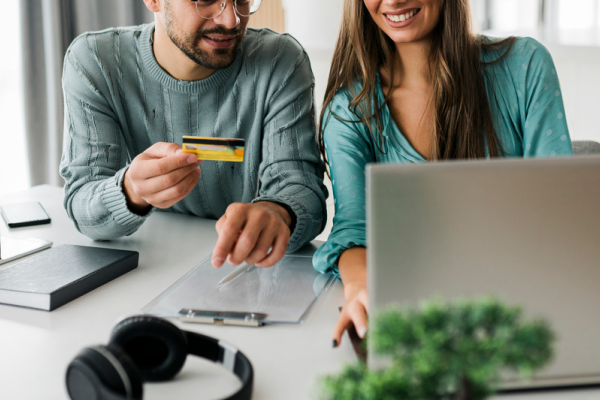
left=66, top=345, right=143, bottom=400
left=109, top=316, right=188, bottom=382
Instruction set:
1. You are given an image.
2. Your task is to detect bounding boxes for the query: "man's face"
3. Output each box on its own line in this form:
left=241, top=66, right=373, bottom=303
left=163, top=0, right=249, bottom=70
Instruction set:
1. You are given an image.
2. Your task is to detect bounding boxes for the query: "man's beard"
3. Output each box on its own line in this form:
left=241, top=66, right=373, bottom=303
left=163, top=2, right=246, bottom=72
left=167, top=25, right=246, bottom=70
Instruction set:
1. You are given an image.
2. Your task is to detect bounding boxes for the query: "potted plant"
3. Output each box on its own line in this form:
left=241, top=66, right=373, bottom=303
left=318, top=298, right=555, bottom=400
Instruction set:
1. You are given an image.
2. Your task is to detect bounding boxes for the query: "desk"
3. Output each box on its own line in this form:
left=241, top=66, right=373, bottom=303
left=1, top=186, right=599, bottom=400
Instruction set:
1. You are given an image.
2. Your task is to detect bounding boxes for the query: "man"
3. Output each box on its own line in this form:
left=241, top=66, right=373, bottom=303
left=60, top=0, right=327, bottom=268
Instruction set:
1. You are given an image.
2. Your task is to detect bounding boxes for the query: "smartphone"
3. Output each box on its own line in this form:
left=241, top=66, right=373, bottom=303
left=0, top=202, right=51, bottom=228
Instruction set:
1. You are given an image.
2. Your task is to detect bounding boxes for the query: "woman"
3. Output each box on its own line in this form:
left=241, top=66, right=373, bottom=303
left=313, top=0, right=573, bottom=347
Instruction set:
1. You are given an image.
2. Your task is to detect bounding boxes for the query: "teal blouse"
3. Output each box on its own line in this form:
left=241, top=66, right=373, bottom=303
left=313, top=37, right=573, bottom=275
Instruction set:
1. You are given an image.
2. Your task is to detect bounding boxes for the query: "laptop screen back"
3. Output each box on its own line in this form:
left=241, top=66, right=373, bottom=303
left=367, top=157, right=600, bottom=389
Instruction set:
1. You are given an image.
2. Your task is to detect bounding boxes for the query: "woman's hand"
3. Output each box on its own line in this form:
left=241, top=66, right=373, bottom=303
left=333, top=281, right=369, bottom=347
left=332, top=247, right=368, bottom=347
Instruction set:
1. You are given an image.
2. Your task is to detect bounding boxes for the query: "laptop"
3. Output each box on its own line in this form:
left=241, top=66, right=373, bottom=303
left=367, top=156, right=600, bottom=390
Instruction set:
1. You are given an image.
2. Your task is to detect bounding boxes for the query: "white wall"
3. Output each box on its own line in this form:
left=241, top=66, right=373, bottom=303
left=282, top=0, right=343, bottom=50
left=547, top=44, right=600, bottom=143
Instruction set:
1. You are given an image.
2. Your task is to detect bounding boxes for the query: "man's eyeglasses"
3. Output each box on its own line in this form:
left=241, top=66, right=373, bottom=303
left=191, top=0, right=263, bottom=20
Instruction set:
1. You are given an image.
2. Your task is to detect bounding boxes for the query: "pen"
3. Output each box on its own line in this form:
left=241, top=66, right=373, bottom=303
left=218, top=261, right=256, bottom=285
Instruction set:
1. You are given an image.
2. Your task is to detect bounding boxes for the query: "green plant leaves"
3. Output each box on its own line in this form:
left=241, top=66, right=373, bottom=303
left=318, top=297, right=555, bottom=400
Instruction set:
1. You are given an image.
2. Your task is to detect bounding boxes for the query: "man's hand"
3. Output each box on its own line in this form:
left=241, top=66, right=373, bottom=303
left=123, top=142, right=202, bottom=213
left=212, top=202, right=292, bottom=268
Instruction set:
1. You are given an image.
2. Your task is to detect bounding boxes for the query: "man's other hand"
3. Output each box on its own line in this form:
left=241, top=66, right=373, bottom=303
left=123, top=142, right=202, bottom=213
left=212, top=202, right=292, bottom=268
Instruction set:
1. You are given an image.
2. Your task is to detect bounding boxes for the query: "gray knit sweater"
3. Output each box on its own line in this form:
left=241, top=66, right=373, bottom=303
left=59, top=23, right=328, bottom=251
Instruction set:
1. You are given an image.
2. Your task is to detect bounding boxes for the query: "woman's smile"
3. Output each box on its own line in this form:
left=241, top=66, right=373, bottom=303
left=384, top=8, right=421, bottom=28
left=364, top=0, right=441, bottom=44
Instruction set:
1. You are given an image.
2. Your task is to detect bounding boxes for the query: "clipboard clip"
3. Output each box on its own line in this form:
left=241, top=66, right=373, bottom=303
left=179, top=308, right=267, bottom=327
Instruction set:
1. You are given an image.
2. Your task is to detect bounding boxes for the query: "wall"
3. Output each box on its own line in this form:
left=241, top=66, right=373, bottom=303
left=248, top=0, right=285, bottom=32
left=548, top=44, right=600, bottom=143
left=282, top=0, right=343, bottom=50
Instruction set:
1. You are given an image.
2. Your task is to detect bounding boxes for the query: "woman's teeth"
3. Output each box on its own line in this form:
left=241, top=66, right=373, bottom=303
left=386, top=10, right=418, bottom=23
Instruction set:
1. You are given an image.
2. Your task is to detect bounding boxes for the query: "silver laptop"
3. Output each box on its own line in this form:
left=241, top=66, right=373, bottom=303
left=367, top=156, right=600, bottom=390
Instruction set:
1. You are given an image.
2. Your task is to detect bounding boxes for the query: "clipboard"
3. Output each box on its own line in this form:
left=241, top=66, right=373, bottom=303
left=141, top=242, right=335, bottom=325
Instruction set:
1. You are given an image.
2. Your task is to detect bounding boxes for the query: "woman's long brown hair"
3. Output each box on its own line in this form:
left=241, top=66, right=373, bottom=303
left=319, top=0, right=517, bottom=166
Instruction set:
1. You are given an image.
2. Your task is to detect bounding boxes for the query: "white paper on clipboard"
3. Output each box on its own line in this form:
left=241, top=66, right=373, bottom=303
left=141, top=242, right=335, bottom=324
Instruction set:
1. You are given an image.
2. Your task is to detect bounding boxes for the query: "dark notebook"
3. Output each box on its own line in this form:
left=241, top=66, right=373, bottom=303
left=0, top=245, right=138, bottom=311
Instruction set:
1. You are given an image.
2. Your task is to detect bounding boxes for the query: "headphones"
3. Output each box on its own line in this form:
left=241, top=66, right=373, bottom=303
left=65, top=315, right=253, bottom=400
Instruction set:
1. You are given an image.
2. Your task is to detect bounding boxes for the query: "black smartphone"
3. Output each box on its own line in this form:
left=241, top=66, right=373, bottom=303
left=0, top=202, right=51, bottom=228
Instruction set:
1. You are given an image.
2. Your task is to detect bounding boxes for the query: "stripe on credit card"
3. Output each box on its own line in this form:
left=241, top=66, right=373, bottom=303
left=183, top=137, right=245, bottom=147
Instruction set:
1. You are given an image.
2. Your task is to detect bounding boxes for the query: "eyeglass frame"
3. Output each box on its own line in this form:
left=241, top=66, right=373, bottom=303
left=191, top=0, right=263, bottom=20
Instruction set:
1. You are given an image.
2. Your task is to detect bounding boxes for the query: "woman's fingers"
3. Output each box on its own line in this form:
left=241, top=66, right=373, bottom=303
left=347, top=299, right=368, bottom=339
left=358, top=289, right=370, bottom=313
left=332, top=296, right=369, bottom=347
left=332, top=309, right=351, bottom=347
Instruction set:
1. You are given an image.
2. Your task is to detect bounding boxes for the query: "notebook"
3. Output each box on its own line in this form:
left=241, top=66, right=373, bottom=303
left=0, top=245, right=139, bottom=311
left=142, top=242, right=335, bottom=325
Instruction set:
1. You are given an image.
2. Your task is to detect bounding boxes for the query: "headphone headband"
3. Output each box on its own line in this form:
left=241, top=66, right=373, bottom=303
left=184, top=330, right=254, bottom=399
left=66, top=316, right=253, bottom=400
left=90, top=346, right=134, bottom=399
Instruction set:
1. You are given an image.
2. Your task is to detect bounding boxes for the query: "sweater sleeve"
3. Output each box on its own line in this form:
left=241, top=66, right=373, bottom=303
left=253, top=34, right=328, bottom=252
left=59, top=35, right=152, bottom=241
left=312, top=93, right=376, bottom=275
left=519, top=38, right=573, bottom=157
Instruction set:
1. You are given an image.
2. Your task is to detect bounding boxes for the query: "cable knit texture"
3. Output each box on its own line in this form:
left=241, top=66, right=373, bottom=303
left=60, top=23, right=328, bottom=251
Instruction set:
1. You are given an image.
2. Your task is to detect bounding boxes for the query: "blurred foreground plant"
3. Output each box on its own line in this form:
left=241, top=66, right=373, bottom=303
left=318, top=298, right=555, bottom=400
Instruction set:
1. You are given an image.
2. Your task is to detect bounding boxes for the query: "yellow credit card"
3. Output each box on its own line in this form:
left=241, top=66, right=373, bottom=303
left=182, top=136, right=245, bottom=162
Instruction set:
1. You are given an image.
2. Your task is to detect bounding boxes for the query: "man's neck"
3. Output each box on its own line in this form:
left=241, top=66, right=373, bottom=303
left=153, top=19, right=215, bottom=81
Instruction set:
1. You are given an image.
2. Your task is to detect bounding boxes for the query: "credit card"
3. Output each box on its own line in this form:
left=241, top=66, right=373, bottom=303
left=182, top=136, right=245, bottom=162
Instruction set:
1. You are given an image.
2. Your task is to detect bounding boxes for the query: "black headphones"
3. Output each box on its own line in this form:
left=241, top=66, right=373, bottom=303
left=65, top=315, right=253, bottom=400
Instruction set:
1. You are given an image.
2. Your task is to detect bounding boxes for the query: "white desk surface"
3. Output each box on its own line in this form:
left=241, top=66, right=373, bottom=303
left=0, top=186, right=598, bottom=400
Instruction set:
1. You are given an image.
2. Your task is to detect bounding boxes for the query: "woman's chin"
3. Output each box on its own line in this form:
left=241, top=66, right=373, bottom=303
left=388, top=32, right=428, bottom=45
